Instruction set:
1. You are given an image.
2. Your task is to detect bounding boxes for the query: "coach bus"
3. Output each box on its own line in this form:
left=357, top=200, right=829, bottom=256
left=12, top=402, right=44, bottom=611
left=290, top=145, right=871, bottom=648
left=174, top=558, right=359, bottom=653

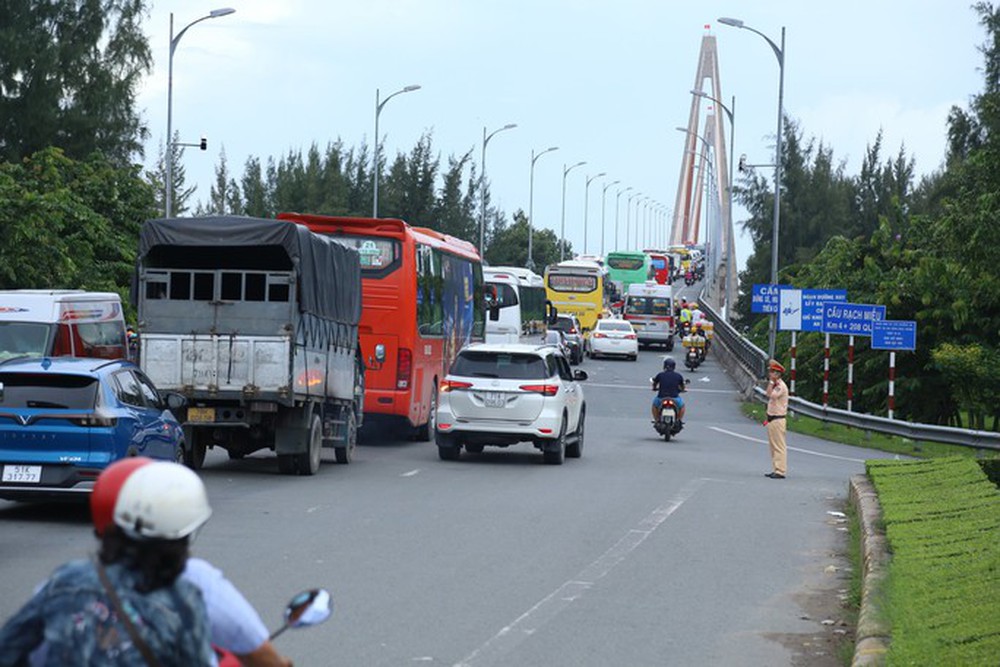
left=605, top=250, right=651, bottom=296
left=483, top=267, right=546, bottom=342
left=544, top=260, right=606, bottom=331
left=278, top=213, right=484, bottom=439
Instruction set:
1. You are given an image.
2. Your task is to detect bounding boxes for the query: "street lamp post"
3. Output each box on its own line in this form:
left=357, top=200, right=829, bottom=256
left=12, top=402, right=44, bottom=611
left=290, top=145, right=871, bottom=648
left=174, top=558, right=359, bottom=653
left=165, top=7, right=236, bottom=218
left=719, top=16, right=785, bottom=362
left=528, top=146, right=559, bottom=270
left=600, top=179, right=620, bottom=256
left=373, top=84, right=421, bottom=218
left=692, top=90, right=736, bottom=296
left=560, top=161, right=586, bottom=261
left=479, top=123, right=517, bottom=257
left=615, top=186, right=632, bottom=251
left=626, top=191, right=642, bottom=249
left=677, top=127, right=717, bottom=286
left=582, top=172, right=606, bottom=255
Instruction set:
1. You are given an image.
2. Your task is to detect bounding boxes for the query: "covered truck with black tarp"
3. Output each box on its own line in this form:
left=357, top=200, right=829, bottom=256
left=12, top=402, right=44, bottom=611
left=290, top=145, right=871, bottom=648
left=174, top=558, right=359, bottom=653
left=132, top=215, right=363, bottom=475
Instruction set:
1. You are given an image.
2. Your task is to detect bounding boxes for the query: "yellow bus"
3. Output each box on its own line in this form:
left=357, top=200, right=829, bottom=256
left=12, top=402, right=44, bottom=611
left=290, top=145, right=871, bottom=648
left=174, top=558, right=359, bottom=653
left=544, top=260, right=606, bottom=331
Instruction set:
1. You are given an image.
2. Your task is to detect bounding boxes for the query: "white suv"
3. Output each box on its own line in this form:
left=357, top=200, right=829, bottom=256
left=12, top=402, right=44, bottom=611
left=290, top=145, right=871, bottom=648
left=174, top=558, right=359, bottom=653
left=435, top=343, right=587, bottom=464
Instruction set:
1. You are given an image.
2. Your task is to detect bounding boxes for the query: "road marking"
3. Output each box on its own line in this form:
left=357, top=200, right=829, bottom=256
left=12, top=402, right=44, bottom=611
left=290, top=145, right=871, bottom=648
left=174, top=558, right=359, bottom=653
left=708, top=426, right=867, bottom=463
left=454, top=478, right=706, bottom=667
left=587, top=382, right=734, bottom=394
left=401, top=469, right=421, bottom=477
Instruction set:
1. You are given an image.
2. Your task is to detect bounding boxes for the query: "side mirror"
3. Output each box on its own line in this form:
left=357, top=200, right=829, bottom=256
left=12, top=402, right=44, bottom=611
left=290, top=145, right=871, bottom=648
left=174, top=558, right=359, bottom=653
left=367, top=344, right=386, bottom=371
left=489, top=306, right=500, bottom=321
left=164, top=392, right=187, bottom=410
left=545, top=300, right=559, bottom=325
left=573, top=370, right=588, bottom=381
left=270, top=588, right=333, bottom=640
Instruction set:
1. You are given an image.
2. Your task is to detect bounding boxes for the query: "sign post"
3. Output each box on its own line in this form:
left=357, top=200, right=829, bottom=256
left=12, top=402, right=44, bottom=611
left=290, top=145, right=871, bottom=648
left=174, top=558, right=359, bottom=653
left=871, top=320, right=917, bottom=419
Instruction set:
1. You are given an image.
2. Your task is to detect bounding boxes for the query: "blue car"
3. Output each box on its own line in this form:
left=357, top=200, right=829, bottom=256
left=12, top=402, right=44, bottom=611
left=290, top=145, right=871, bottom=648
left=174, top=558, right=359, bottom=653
left=0, top=357, right=187, bottom=501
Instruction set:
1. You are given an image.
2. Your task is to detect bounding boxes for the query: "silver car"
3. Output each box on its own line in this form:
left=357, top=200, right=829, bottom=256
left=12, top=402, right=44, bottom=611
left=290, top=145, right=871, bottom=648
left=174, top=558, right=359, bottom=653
left=548, top=314, right=585, bottom=364
left=435, top=343, right=587, bottom=464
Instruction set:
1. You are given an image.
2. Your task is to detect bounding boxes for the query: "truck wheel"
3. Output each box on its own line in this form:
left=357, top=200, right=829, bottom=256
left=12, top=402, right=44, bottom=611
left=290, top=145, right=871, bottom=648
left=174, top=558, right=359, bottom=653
left=543, top=418, right=567, bottom=465
left=183, top=427, right=207, bottom=471
left=335, top=410, right=357, bottom=464
left=287, top=414, right=322, bottom=476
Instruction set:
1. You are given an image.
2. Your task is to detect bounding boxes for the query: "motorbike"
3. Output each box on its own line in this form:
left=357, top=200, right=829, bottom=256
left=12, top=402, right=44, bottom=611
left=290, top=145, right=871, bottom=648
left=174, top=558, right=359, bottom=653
left=217, top=588, right=333, bottom=667
left=654, top=397, right=684, bottom=441
left=684, top=272, right=695, bottom=286
left=684, top=345, right=702, bottom=371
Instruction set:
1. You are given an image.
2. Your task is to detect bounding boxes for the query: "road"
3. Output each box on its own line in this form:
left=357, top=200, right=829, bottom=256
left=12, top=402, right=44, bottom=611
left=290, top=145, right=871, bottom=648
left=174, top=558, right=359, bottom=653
left=0, top=338, right=899, bottom=666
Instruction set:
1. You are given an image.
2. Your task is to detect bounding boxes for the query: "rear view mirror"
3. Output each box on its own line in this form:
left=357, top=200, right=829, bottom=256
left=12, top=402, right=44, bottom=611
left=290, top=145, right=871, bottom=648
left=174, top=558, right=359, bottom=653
left=367, top=343, right=386, bottom=371
left=573, top=370, right=588, bottom=381
left=270, top=588, right=333, bottom=640
left=164, top=392, right=187, bottom=410
left=545, top=300, right=559, bottom=325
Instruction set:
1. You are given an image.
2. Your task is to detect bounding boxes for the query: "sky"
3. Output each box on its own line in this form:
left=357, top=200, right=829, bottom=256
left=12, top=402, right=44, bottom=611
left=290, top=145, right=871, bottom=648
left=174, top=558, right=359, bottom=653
left=137, top=1, right=987, bottom=272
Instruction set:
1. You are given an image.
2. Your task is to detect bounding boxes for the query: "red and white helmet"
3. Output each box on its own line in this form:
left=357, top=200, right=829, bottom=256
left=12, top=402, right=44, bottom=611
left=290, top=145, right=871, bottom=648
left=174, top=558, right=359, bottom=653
left=91, top=458, right=212, bottom=541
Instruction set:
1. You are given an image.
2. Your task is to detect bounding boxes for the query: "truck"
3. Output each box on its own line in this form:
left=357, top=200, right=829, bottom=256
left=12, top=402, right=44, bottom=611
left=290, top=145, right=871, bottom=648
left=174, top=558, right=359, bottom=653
left=132, top=216, right=364, bottom=475
left=622, top=280, right=675, bottom=350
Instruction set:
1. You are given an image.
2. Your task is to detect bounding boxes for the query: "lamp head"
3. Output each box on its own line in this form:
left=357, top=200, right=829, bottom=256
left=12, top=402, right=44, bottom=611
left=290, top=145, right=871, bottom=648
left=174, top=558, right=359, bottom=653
left=502, top=123, right=517, bottom=131
left=403, top=84, right=421, bottom=93
left=210, top=8, right=236, bottom=17
left=718, top=17, right=744, bottom=28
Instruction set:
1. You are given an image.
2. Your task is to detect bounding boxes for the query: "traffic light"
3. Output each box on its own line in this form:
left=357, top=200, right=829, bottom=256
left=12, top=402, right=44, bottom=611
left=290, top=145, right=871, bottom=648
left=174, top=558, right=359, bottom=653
left=199, top=136, right=207, bottom=151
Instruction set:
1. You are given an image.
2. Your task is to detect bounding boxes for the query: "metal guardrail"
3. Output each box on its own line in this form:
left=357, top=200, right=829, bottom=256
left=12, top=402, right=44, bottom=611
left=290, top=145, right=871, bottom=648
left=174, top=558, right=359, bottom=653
left=700, top=296, right=1000, bottom=452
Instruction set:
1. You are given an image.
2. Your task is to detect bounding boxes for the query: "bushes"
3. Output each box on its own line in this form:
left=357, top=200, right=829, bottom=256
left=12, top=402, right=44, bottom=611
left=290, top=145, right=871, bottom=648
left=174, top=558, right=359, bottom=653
left=865, top=458, right=1000, bottom=664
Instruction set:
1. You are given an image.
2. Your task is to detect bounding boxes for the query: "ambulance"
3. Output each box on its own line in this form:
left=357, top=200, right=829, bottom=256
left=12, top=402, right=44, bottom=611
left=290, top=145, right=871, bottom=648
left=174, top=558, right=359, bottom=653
left=0, top=290, right=128, bottom=361
left=622, top=281, right=675, bottom=350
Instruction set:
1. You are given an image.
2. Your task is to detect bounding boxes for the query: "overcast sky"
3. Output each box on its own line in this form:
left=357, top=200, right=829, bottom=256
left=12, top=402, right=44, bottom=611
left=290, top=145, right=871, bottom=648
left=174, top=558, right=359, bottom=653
left=137, top=1, right=986, bottom=270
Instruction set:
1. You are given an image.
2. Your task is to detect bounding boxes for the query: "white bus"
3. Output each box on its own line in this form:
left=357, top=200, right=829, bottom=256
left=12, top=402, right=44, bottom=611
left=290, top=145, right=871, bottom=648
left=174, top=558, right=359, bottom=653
left=483, top=267, right=547, bottom=343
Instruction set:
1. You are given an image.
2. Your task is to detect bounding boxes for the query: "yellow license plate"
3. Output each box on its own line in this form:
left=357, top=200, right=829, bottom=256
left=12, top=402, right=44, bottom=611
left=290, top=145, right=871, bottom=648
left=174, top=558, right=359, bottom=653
left=187, top=407, right=216, bottom=423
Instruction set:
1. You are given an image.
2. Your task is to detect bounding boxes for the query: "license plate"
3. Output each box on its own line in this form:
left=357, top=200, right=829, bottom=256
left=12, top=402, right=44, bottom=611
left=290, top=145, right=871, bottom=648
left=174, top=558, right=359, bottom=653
left=482, top=392, right=507, bottom=408
left=187, top=407, right=216, bottom=423
left=3, top=465, right=41, bottom=483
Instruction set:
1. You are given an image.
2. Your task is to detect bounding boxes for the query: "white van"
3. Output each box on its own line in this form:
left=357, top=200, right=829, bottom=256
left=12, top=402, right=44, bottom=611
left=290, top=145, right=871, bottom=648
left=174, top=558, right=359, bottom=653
left=623, top=281, right=675, bottom=350
left=0, top=290, right=128, bottom=361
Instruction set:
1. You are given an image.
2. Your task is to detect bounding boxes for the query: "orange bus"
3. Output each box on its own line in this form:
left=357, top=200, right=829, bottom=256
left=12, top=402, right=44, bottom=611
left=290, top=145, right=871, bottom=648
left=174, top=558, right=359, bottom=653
left=278, top=213, right=485, bottom=439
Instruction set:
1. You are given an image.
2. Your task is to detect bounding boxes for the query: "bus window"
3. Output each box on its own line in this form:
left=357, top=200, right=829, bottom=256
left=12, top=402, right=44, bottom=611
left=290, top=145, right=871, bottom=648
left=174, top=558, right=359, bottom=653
left=548, top=274, right=597, bottom=293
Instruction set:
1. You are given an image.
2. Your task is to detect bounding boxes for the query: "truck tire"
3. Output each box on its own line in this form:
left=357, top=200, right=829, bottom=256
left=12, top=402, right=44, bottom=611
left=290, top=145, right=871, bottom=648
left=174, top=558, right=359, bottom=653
left=182, top=426, right=207, bottom=471
left=294, top=413, right=323, bottom=475
left=335, top=409, right=357, bottom=464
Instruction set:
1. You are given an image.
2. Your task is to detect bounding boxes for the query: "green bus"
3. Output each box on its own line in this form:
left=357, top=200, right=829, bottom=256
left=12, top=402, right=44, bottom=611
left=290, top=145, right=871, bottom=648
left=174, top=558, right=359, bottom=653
left=605, top=251, right=651, bottom=299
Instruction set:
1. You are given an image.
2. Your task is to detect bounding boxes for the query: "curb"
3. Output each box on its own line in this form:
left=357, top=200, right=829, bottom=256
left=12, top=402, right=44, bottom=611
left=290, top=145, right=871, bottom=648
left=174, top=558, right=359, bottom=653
left=848, top=474, right=891, bottom=666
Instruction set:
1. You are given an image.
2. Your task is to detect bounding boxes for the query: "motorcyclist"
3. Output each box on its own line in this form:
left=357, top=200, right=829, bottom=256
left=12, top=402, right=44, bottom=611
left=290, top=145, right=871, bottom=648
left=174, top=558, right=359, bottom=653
left=678, top=302, right=693, bottom=336
left=651, top=357, right=687, bottom=424
left=89, top=457, right=293, bottom=667
left=691, top=323, right=708, bottom=361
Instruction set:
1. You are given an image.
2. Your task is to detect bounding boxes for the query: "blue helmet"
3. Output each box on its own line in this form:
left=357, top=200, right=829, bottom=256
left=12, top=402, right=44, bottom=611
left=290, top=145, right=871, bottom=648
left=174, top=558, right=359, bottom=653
left=663, top=358, right=676, bottom=370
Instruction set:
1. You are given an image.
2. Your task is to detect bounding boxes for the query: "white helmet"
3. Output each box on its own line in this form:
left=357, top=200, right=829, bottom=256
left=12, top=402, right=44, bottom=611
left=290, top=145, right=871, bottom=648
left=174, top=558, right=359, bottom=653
left=113, top=462, right=212, bottom=541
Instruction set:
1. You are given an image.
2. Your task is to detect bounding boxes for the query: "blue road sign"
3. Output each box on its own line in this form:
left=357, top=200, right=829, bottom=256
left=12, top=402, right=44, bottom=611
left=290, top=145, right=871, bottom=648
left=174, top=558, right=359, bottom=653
left=778, top=288, right=848, bottom=331
left=821, top=302, right=886, bottom=336
left=872, top=319, right=917, bottom=350
left=751, top=284, right=783, bottom=314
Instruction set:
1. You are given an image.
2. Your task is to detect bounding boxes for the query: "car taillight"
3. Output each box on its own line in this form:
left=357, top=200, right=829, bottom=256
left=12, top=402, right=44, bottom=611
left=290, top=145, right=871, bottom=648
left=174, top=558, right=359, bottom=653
left=519, top=384, right=559, bottom=397
left=396, top=348, right=412, bottom=390
left=569, top=328, right=577, bottom=334
left=440, top=379, right=473, bottom=392
left=593, top=332, right=607, bottom=338
left=71, top=415, right=118, bottom=427
left=625, top=333, right=637, bottom=340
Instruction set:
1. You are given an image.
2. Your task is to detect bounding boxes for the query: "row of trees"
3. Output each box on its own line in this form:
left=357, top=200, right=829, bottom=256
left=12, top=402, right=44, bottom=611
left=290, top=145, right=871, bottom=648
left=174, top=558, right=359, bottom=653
left=732, top=2, right=1000, bottom=428
left=1, top=1, right=998, bottom=428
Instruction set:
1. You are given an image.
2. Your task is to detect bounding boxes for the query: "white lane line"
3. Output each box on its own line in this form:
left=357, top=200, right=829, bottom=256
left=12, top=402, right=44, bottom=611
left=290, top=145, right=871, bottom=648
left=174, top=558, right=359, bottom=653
left=454, top=478, right=706, bottom=667
left=587, top=382, right=735, bottom=394
left=401, top=469, right=421, bottom=477
left=708, top=426, right=867, bottom=463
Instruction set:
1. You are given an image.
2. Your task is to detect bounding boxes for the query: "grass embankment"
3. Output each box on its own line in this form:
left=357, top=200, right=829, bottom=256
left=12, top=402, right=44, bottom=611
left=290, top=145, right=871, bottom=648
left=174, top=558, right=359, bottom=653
left=866, top=458, right=1000, bottom=664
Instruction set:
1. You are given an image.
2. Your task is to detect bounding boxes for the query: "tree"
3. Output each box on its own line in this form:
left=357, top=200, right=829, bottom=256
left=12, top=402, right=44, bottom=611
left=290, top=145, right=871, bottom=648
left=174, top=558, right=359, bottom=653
left=147, top=132, right=196, bottom=217
left=486, top=210, right=569, bottom=268
left=0, top=0, right=152, bottom=164
left=0, top=147, right=156, bottom=301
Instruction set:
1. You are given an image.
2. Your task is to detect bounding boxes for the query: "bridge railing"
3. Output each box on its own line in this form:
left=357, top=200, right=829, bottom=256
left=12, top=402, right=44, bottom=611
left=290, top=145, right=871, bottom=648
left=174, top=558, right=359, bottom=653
left=700, top=297, right=1000, bottom=452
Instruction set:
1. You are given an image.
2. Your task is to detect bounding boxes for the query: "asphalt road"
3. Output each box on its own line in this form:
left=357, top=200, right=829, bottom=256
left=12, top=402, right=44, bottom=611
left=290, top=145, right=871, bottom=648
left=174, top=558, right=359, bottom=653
left=0, top=339, right=900, bottom=666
